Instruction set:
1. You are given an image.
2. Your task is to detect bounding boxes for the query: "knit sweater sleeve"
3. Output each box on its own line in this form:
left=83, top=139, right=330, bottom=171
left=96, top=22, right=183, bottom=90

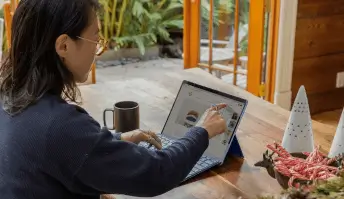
left=110, top=130, right=122, bottom=140
left=46, top=105, right=209, bottom=197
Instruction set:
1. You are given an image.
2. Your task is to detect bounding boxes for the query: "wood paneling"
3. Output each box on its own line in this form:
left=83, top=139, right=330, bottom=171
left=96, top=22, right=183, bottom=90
left=292, top=0, right=344, bottom=114
left=294, top=14, right=344, bottom=59
left=313, top=109, right=342, bottom=128
left=297, top=0, right=344, bottom=19
left=307, top=88, right=344, bottom=114
left=293, top=54, right=344, bottom=94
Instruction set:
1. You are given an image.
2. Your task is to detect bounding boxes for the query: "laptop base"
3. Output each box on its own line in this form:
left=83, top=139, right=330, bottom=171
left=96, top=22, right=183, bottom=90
left=138, top=133, right=244, bottom=182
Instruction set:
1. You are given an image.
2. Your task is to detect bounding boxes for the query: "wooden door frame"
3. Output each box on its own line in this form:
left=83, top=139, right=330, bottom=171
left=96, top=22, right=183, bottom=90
left=183, top=0, right=298, bottom=110
left=273, top=0, right=298, bottom=110
left=183, top=0, right=281, bottom=100
left=246, top=0, right=265, bottom=96
left=265, top=0, right=280, bottom=103
left=183, top=0, right=200, bottom=69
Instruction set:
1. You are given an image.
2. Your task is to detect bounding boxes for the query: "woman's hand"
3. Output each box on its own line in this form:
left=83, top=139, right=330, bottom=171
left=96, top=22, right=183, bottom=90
left=119, top=129, right=162, bottom=150
left=101, top=194, right=116, bottom=199
left=196, top=103, right=228, bottom=139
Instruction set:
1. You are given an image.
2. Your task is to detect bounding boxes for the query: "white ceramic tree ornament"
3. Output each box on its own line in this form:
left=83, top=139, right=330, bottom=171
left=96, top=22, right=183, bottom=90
left=328, top=109, right=344, bottom=158
left=281, top=85, right=314, bottom=153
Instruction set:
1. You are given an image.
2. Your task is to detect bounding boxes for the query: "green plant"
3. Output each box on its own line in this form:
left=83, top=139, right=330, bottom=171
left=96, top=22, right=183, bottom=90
left=201, top=0, right=249, bottom=29
left=98, top=0, right=183, bottom=55
left=258, top=171, right=344, bottom=199
left=200, top=0, right=234, bottom=31
left=0, top=8, right=7, bottom=54
left=200, top=0, right=250, bottom=56
left=2, top=28, right=7, bottom=54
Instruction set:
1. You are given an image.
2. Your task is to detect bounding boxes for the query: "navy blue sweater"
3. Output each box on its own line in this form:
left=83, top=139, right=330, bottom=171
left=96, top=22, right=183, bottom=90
left=0, top=94, right=209, bottom=198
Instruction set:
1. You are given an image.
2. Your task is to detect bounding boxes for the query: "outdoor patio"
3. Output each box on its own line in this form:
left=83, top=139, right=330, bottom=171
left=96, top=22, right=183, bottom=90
left=93, top=58, right=247, bottom=89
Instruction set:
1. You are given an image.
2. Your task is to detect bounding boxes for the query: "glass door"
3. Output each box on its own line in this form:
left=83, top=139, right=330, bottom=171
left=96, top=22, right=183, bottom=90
left=183, top=0, right=280, bottom=103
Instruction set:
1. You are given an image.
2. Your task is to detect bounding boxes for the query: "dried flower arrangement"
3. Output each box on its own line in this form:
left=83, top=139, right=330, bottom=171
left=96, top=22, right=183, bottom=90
left=257, top=171, right=344, bottom=199
left=254, top=142, right=344, bottom=190
left=253, top=88, right=344, bottom=198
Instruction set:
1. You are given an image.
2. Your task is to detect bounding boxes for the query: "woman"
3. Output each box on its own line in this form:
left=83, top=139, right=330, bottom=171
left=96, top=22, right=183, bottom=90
left=0, top=0, right=228, bottom=198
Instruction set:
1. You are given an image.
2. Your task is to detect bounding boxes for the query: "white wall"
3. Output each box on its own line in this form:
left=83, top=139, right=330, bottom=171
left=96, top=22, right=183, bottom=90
left=274, top=0, right=298, bottom=111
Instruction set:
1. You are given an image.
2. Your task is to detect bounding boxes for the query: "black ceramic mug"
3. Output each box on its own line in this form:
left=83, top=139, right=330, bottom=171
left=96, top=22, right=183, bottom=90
left=103, top=101, right=140, bottom=133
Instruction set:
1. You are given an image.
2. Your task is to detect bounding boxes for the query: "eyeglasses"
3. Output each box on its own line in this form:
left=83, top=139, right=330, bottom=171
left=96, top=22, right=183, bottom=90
left=76, top=36, right=108, bottom=56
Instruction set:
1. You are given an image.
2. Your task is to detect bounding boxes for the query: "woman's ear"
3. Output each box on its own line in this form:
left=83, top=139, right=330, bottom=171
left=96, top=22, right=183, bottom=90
left=55, top=34, right=69, bottom=58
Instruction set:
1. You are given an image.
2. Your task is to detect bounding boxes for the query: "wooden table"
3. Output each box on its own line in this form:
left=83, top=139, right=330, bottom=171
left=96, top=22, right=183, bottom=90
left=79, top=68, right=336, bottom=199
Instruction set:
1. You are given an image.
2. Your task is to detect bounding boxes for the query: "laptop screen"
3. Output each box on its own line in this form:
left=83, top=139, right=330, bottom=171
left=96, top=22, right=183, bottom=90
left=162, top=81, right=247, bottom=162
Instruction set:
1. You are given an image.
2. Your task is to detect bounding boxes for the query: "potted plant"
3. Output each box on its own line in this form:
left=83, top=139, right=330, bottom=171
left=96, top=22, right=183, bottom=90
left=97, top=0, right=183, bottom=61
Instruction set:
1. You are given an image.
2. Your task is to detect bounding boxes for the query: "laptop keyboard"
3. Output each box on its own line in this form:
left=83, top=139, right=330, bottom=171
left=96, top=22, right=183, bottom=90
left=139, top=134, right=221, bottom=181
left=138, top=134, right=173, bottom=148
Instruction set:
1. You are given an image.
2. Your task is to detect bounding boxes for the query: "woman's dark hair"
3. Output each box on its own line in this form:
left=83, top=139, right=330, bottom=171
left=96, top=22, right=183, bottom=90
left=0, top=0, right=100, bottom=115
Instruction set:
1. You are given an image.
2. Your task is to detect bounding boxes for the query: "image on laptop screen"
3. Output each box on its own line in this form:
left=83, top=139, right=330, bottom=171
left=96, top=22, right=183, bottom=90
left=162, top=81, right=247, bottom=161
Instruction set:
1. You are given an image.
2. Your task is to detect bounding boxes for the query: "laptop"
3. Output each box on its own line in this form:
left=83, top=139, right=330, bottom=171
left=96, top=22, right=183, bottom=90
left=139, top=80, right=248, bottom=182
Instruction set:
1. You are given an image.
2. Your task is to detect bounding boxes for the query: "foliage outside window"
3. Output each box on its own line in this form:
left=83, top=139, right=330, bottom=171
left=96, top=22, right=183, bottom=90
left=98, top=0, right=184, bottom=55
left=200, top=0, right=250, bottom=56
left=0, top=8, right=7, bottom=53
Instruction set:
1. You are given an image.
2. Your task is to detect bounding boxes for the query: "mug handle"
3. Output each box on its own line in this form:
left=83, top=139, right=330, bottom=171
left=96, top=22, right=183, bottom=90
left=103, top=108, right=115, bottom=130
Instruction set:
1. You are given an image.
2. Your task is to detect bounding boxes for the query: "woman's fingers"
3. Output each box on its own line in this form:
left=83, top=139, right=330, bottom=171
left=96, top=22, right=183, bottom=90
left=101, top=194, right=116, bottom=199
left=146, top=130, right=162, bottom=146
left=215, top=103, right=227, bottom=109
left=210, top=103, right=227, bottom=111
left=141, top=131, right=162, bottom=150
